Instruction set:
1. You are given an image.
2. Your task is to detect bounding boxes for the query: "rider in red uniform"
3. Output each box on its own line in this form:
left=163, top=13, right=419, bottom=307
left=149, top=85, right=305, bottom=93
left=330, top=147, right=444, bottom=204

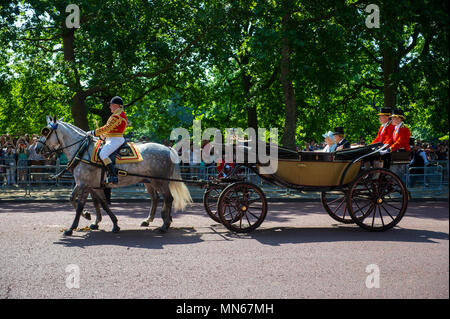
left=88, top=96, right=128, bottom=184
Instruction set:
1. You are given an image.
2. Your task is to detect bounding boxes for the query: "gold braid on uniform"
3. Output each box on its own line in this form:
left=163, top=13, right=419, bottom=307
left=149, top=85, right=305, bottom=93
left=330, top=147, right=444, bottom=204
left=95, top=112, right=123, bottom=136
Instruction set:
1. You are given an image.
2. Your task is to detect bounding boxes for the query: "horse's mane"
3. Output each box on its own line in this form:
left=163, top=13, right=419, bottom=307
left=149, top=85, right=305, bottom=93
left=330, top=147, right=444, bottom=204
left=62, top=121, right=88, bottom=137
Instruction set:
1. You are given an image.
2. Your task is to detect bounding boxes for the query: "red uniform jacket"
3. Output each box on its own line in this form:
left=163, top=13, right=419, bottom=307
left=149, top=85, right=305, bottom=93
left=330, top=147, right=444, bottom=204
left=95, top=108, right=128, bottom=138
left=371, top=123, right=395, bottom=145
left=389, top=124, right=411, bottom=152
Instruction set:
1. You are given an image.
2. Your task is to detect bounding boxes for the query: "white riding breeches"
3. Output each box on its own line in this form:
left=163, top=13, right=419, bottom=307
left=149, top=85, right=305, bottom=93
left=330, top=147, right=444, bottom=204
left=99, top=137, right=125, bottom=160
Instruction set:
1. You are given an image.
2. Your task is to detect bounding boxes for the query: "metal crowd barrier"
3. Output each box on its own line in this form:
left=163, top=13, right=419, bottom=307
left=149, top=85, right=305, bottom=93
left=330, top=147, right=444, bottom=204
left=1, top=159, right=448, bottom=198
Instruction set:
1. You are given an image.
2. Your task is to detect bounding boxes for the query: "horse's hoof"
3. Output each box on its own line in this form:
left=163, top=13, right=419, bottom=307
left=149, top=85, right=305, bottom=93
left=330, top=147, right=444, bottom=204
left=84, top=212, right=91, bottom=220
left=89, top=224, right=99, bottom=230
left=63, top=229, right=73, bottom=236
left=112, top=225, right=120, bottom=233
left=158, top=226, right=168, bottom=233
left=140, top=221, right=149, bottom=227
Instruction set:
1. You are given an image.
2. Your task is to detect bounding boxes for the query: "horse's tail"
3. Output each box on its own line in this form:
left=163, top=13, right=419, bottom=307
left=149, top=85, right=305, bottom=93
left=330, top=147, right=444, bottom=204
left=169, top=165, right=192, bottom=212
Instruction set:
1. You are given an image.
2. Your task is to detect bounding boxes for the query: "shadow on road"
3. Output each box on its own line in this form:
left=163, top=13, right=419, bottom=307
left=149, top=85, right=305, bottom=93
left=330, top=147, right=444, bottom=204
left=53, top=223, right=449, bottom=249
left=53, top=227, right=205, bottom=250
left=232, top=226, right=449, bottom=246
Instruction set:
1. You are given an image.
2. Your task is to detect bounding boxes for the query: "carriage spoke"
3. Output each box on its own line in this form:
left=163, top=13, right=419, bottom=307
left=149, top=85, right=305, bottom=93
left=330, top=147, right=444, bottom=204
left=246, top=209, right=260, bottom=220
left=371, top=204, right=377, bottom=228
left=351, top=200, right=372, bottom=217
left=380, top=203, right=396, bottom=221
left=378, top=205, right=385, bottom=227
left=382, top=201, right=402, bottom=211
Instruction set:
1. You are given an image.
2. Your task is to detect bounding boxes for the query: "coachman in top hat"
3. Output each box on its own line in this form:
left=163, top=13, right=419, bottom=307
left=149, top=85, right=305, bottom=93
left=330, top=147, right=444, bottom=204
left=371, top=107, right=395, bottom=146
left=384, top=108, right=411, bottom=153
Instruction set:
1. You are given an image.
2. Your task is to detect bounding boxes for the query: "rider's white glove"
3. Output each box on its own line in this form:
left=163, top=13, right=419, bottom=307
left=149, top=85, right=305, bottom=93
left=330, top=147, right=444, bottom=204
left=87, top=130, right=95, bottom=136
left=379, top=149, right=390, bottom=155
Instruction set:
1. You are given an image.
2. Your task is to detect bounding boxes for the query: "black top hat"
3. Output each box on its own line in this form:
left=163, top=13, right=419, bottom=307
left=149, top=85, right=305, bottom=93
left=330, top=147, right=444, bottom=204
left=109, top=96, right=124, bottom=106
left=333, top=127, right=345, bottom=135
left=377, top=107, right=392, bottom=116
left=391, top=109, right=405, bottom=119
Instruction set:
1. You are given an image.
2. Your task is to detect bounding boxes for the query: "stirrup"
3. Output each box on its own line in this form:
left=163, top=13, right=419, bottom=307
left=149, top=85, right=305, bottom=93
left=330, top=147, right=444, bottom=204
left=106, top=176, right=118, bottom=184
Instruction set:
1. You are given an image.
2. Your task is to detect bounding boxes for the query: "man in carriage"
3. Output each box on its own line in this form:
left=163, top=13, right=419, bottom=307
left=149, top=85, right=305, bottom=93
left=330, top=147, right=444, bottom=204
left=88, top=96, right=128, bottom=184
left=333, top=127, right=351, bottom=150
left=371, top=107, right=395, bottom=146
left=381, top=108, right=411, bottom=154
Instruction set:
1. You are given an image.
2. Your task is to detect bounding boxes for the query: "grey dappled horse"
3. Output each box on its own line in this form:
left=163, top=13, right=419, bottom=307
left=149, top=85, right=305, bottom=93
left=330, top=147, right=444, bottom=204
left=36, top=116, right=192, bottom=235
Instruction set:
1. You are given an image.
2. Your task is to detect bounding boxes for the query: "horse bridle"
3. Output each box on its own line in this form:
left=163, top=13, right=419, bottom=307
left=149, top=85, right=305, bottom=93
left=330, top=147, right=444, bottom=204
left=38, top=122, right=88, bottom=156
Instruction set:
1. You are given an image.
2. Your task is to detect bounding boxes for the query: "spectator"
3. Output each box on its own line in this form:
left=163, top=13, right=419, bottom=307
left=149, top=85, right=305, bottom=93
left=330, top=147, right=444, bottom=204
left=0, top=145, right=5, bottom=186
left=27, top=137, right=45, bottom=182
left=4, top=143, right=16, bottom=185
left=16, top=138, right=29, bottom=184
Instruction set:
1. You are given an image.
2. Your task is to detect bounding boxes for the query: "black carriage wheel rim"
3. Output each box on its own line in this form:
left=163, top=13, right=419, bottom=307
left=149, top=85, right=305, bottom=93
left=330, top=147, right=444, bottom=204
left=347, top=169, right=407, bottom=231
left=203, top=187, right=223, bottom=223
left=218, top=182, right=267, bottom=233
left=321, top=191, right=355, bottom=224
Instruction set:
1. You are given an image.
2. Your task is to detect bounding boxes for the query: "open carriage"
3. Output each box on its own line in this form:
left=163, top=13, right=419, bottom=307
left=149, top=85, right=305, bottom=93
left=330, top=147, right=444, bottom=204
left=202, top=142, right=409, bottom=233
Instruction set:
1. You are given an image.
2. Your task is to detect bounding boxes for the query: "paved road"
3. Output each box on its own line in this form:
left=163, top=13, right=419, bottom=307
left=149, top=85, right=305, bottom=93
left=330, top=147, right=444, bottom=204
left=0, top=201, right=448, bottom=299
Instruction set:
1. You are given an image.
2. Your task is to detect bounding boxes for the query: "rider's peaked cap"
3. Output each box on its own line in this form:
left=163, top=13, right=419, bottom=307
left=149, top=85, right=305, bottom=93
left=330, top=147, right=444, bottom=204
left=109, top=96, right=124, bottom=106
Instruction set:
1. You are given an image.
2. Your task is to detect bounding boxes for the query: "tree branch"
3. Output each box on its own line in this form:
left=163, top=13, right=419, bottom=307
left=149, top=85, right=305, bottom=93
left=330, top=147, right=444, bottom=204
left=18, top=33, right=62, bottom=42
left=398, top=28, right=419, bottom=58
left=124, top=84, right=165, bottom=107
left=130, top=29, right=208, bottom=80
left=81, top=86, right=106, bottom=98
left=362, top=45, right=382, bottom=65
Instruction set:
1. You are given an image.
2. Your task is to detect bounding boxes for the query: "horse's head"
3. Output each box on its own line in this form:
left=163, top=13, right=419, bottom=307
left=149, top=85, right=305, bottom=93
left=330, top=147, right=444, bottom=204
left=35, top=115, right=62, bottom=154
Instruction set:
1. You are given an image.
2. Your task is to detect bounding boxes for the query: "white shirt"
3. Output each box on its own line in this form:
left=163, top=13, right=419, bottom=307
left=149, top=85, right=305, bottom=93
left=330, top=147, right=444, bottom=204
left=394, top=123, right=403, bottom=137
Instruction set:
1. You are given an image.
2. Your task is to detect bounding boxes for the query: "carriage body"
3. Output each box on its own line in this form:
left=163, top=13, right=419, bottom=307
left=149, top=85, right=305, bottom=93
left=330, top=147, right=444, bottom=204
left=259, top=155, right=361, bottom=187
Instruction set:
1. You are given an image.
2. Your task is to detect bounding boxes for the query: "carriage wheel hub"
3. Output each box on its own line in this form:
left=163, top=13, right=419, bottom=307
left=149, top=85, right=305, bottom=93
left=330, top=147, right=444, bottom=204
left=377, top=198, right=383, bottom=204
left=241, top=205, right=247, bottom=212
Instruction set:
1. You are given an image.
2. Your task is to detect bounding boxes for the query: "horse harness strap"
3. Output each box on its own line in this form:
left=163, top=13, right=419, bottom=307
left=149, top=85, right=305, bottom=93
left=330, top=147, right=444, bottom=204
left=51, top=137, right=94, bottom=179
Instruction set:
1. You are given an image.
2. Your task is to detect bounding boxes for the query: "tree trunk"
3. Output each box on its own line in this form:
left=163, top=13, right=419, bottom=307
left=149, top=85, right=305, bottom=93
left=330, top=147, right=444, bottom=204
left=62, top=27, right=89, bottom=130
left=240, top=54, right=258, bottom=133
left=382, top=48, right=397, bottom=109
left=279, top=11, right=297, bottom=151
left=71, top=92, right=89, bottom=131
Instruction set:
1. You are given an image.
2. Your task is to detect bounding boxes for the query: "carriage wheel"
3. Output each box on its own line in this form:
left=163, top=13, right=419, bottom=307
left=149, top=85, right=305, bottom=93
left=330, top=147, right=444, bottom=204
left=217, top=182, right=267, bottom=233
left=347, top=168, right=408, bottom=231
left=203, top=185, right=224, bottom=223
left=321, top=191, right=354, bottom=224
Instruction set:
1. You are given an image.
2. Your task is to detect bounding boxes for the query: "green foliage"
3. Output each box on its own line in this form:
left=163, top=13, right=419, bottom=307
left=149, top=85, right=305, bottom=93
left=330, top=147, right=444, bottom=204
left=0, top=0, right=448, bottom=145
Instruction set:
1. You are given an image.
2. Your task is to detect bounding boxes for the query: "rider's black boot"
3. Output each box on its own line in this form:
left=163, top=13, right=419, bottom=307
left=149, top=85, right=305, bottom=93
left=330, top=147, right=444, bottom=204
left=105, top=163, right=118, bottom=184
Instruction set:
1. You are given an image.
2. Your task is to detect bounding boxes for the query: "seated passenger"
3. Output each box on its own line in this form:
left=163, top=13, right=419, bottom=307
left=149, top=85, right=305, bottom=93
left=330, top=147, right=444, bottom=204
left=333, top=127, right=351, bottom=150
left=320, top=131, right=337, bottom=152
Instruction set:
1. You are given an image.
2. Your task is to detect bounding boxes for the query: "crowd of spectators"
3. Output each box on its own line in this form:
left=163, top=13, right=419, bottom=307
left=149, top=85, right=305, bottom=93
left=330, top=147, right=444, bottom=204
left=0, top=133, right=68, bottom=186
left=1, top=131, right=448, bottom=187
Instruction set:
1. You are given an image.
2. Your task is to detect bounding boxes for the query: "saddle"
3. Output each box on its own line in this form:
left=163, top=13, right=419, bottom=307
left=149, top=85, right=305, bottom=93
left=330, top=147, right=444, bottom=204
left=91, top=140, right=143, bottom=164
